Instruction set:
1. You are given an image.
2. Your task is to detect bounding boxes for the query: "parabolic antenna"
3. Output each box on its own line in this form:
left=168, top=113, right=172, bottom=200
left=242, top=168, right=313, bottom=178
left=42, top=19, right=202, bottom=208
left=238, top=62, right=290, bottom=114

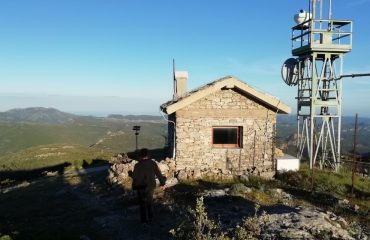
left=281, top=58, right=299, bottom=86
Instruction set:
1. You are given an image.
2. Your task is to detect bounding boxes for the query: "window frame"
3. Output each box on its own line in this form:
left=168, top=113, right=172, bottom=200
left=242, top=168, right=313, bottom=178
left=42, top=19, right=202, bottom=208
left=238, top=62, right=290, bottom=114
left=212, top=126, right=243, bottom=149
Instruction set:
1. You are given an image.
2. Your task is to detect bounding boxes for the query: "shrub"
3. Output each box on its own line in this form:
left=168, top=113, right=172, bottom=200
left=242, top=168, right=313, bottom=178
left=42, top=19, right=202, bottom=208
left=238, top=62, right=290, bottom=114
left=170, top=197, right=271, bottom=240
left=233, top=204, right=270, bottom=240
left=169, top=197, right=229, bottom=240
left=0, top=235, right=13, bottom=240
left=228, top=183, right=250, bottom=195
left=277, top=170, right=311, bottom=190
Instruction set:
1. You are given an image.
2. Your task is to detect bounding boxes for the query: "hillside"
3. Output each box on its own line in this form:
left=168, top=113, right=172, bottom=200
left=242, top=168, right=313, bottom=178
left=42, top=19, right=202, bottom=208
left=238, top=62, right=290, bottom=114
left=277, top=115, right=370, bottom=155
left=0, top=143, right=112, bottom=170
left=107, top=114, right=163, bottom=121
left=0, top=108, right=167, bottom=157
left=1, top=107, right=370, bottom=161
left=0, top=107, right=76, bottom=125
left=0, top=143, right=113, bottom=185
left=0, top=109, right=369, bottom=240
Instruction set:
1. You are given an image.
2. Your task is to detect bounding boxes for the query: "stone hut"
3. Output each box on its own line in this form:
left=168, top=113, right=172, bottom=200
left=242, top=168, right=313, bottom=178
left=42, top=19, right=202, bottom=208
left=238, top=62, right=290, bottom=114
left=160, top=75, right=291, bottom=178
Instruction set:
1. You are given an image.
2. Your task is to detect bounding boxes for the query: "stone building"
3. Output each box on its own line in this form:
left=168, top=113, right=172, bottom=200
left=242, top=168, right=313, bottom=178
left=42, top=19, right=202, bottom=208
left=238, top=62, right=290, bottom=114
left=160, top=74, right=291, bottom=178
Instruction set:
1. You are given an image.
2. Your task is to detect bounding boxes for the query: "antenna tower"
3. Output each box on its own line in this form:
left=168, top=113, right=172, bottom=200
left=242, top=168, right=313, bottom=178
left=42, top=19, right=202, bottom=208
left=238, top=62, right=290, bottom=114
left=282, top=0, right=352, bottom=170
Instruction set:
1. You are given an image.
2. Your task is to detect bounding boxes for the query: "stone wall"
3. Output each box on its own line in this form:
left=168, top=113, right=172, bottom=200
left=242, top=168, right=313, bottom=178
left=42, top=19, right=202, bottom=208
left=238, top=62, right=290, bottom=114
left=167, top=114, right=176, bottom=158
left=173, top=88, right=277, bottom=178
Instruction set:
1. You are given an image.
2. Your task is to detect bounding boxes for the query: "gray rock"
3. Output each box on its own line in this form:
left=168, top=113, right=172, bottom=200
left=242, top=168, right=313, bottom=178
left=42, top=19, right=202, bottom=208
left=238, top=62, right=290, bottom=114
left=192, top=168, right=202, bottom=179
left=158, top=162, right=169, bottom=174
left=271, top=188, right=283, bottom=195
left=263, top=208, right=356, bottom=240
left=165, top=177, right=178, bottom=188
left=354, top=204, right=360, bottom=212
left=239, top=175, right=249, bottom=182
left=203, top=189, right=227, bottom=197
left=177, top=170, right=188, bottom=181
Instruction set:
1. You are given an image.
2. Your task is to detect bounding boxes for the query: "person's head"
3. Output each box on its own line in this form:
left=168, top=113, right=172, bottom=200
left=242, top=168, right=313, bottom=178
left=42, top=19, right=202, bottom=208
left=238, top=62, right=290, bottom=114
left=139, top=148, right=149, bottom=160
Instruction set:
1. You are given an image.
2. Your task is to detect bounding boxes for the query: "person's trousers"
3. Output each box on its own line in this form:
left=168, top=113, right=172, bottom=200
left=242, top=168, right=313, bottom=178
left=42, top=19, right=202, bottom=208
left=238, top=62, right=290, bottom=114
left=137, top=189, right=154, bottom=223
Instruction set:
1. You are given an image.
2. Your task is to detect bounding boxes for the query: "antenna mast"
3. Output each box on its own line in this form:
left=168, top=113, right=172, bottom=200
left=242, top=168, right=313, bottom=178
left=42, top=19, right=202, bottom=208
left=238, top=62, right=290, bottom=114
left=173, top=59, right=177, bottom=99
left=283, top=0, right=353, bottom=171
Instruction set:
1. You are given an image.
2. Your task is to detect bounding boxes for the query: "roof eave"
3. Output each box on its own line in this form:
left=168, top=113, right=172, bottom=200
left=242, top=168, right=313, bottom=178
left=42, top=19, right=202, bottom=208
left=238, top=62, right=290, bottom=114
left=160, top=76, right=292, bottom=115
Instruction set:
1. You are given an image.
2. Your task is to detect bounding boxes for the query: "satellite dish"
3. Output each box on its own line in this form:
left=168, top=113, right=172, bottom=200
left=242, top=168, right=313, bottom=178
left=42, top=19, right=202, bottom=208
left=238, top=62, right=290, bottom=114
left=281, top=58, right=299, bottom=86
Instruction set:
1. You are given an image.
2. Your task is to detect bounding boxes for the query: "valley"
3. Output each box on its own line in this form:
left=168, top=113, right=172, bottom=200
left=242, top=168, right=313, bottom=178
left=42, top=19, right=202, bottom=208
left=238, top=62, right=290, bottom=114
left=1, top=108, right=370, bottom=172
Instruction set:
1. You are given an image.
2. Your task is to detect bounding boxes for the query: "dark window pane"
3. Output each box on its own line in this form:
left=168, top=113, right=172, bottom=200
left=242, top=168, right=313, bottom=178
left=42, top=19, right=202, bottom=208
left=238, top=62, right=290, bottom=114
left=213, top=128, right=238, bottom=144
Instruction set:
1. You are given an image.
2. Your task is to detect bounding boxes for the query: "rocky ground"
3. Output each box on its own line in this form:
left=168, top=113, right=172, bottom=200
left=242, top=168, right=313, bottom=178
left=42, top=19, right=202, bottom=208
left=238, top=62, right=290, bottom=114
left=92, top=156, right=368, bottom=239
left=2, top=155, right=368, bottom=240
left=82, top=180, right=368, bottom=240
left=98, top=154, right=369, bottom=240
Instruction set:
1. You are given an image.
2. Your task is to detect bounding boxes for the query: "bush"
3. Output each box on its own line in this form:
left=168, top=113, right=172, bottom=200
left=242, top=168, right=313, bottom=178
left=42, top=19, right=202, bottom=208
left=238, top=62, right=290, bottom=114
left=0, top=235, right=13, bottom=240
left=233, top=204, right=270, bottom=240
left=169, top=197, right=228, bottom=240
left=229, top=183, right=250, bottom=195
left=170, top=197, right=270, bottom=240
left=277, top=170, right=311, bottom=190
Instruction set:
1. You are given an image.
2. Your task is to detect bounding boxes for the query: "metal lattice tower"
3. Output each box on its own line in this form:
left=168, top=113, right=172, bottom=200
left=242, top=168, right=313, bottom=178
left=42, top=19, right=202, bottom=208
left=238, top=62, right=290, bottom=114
left=282, top=0, right=352, bottom=170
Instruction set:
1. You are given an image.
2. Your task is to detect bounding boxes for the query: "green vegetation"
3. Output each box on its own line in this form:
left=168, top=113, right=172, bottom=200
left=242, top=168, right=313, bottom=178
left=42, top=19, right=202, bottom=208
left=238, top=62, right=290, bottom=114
left=170, top=197, right=269, bottom=240
left=0, top=235, right=12, bottom=240
left=0, top=144, right=111, bottom=171
left=277, top=164, right=370, bottom=200
left=0, top=108, right=369, bottom=239
left=0, top=144, right=113, bottom=186
left=0, top=117, right=167, bottom=156
left=0, top=121, right=109, bottom=156
left=276, top=165, right=370, bottom=230
left=0, top=107, right=75, bottom=125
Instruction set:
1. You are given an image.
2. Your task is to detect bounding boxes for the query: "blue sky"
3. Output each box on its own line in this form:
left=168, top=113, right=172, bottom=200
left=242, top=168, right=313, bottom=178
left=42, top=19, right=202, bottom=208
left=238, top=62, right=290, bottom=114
left=0, top=0, right=369, bottom=116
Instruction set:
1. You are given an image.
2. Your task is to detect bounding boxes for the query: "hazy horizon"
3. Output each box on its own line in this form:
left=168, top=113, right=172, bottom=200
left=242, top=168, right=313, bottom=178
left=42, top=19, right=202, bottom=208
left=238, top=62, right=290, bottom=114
left=1, top=97, right=370, bottom=119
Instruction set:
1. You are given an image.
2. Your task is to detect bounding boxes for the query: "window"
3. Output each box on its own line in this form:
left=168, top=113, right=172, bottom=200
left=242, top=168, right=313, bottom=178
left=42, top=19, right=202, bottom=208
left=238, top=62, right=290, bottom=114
left=212, top=126, right=242, bottom=148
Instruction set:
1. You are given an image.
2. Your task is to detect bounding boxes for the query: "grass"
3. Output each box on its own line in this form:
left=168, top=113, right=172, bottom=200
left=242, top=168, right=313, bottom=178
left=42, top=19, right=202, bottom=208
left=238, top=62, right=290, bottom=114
left=277, top=164, right=370, bottom=199
left=0, top=119, right=167, bottom=157
left=0, top=143, right=112, bottom=171
left=276, top=164, right=370, bottom=230
left=0, top=143, right=114, bottom=187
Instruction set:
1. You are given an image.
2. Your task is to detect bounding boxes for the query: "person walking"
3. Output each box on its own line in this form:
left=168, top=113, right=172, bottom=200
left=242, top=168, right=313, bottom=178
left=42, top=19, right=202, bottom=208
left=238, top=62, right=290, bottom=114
left=131, top=148, right=166, bottom=224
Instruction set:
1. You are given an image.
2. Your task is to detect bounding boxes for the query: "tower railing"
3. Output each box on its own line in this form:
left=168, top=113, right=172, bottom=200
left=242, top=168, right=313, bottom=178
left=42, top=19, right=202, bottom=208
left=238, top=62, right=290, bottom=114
left=292, top=19, right=352, bottom=55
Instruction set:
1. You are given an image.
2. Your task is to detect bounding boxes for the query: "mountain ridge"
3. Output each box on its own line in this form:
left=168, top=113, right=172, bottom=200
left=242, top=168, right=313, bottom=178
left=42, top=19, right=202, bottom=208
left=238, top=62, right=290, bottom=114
left=0, top=107, right=165, bottom=125
left=0, top=107, right=76, bottom=125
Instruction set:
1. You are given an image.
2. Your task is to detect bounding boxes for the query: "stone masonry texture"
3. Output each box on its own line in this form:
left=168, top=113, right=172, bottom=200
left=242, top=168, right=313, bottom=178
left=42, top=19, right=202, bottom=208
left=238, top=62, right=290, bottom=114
left=169, top=88, right=277, bottom=178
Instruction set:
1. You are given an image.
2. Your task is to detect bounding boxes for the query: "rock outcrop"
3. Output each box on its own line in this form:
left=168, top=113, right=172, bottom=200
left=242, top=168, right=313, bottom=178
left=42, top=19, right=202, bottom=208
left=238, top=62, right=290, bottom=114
left=107, top=153, right=259, bottom=186
left=262, top=207, right=365, bottom=240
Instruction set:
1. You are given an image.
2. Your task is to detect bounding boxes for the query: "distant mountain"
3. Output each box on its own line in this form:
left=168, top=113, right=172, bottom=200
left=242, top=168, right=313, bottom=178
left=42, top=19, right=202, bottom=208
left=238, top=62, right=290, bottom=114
left=107, top=114, right=163, bottom=121
left=277, top=114, right=370, bottom=125
left=277, top=114, right=370, bottom=155
left=0, top=107, right=76, bottom=125
left=0, top=107, right=165, bottom=125
left=0, top=107, right=168, bottom=156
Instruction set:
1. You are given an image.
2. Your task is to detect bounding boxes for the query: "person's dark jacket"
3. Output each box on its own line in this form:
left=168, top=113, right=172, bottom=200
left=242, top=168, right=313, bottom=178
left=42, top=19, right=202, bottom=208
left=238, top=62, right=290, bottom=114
left=132, top=159, right=166, bottom=191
